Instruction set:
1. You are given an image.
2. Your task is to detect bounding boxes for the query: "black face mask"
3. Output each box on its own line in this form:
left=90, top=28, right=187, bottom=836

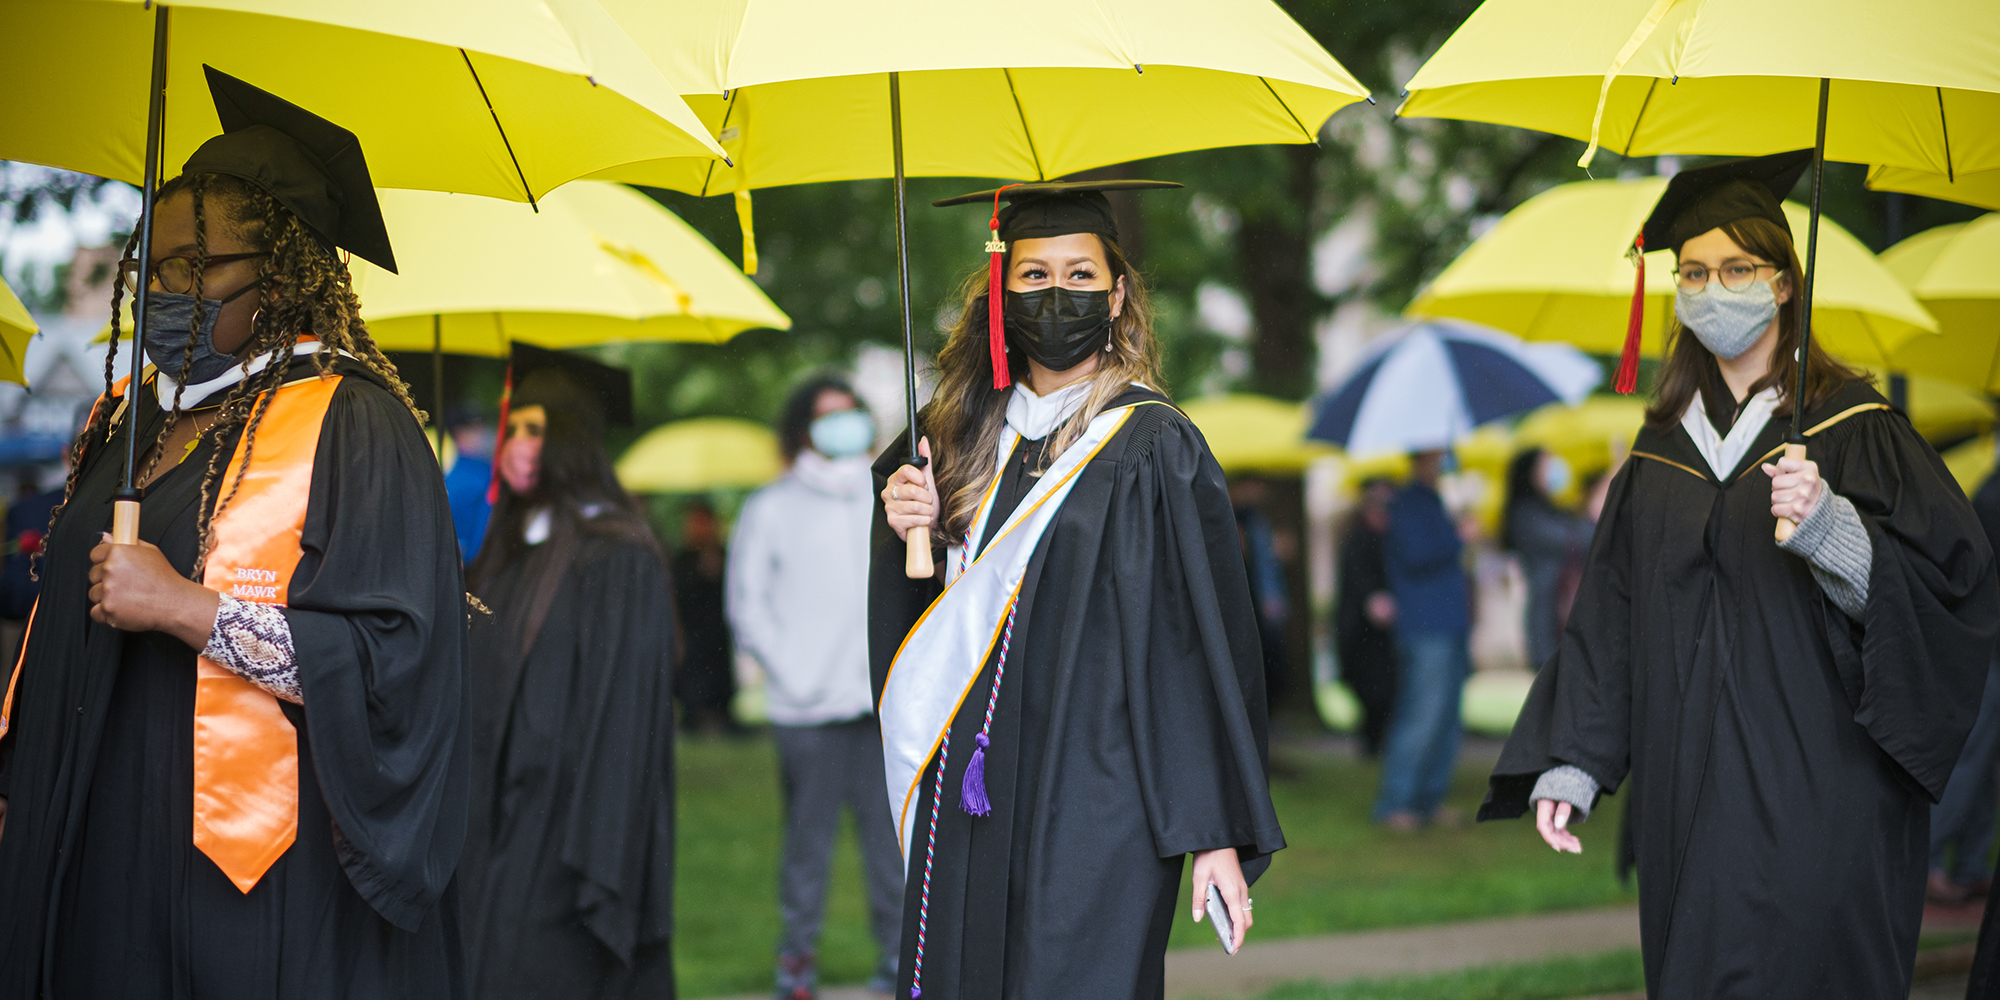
left=1001, top=288, right=1113, bottom=372
left=142, top=278, right=264, bottom=385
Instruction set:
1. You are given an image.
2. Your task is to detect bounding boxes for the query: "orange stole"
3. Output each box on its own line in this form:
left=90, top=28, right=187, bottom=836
left=192, top=373, right=341, bottom=893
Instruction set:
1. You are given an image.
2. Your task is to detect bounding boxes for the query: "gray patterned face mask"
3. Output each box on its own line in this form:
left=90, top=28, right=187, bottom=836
left=141, top=280, right=263, bottom=384
left=1675, top=279, right=1779, bottom=360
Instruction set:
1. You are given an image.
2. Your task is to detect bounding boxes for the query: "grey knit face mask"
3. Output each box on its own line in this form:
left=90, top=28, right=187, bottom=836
left=1675, top=279, right=1779, bottom=360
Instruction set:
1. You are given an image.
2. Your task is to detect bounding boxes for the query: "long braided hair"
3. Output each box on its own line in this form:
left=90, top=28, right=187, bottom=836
left=49, top=173, right=422, bottom=576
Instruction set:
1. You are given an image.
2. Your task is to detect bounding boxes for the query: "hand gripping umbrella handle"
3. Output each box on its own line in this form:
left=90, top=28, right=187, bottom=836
left=112, top=499, right=141, bottom=545
left=1773, top=442, right=1806, bottom=543
left=906, top=526, right=934, bottom=579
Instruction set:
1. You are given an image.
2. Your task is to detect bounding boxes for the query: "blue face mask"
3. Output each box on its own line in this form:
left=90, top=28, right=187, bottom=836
left=808, top=409, right=875, bottom=458
left=1674, top=278, right=1779, bottom=360
left=142, top=280, right=263, bottom=385
left=1539, top=454, right=1572, bottom=497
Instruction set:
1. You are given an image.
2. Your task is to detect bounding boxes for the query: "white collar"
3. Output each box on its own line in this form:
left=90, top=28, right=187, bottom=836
left=790, top=449, right=872, bottom=497
left=155, top=342, right=336, bottom=410
left=1005, top=379, right=1094, bottom=441
left=1681, top=385, right=1779, bottom=479
left=522, top=502, right=608, bottom=545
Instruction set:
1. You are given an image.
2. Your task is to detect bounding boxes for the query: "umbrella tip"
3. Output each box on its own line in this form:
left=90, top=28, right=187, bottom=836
left=1134, top=64, right=1144, bottom=74
left=1366, top=95, right=1378, bottom=106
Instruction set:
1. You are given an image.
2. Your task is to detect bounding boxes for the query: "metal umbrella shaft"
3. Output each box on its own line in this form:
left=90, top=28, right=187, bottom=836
left=890, top=71, right=934, bottom=577
left=113, top=3, right=172, bottom=545
left=1776, top=77, right=1830, bottom=544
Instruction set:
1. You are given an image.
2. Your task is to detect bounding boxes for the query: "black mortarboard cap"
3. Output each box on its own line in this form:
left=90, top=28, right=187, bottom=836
left=934, top=180, right=1181, bottom=244
left=507, top=342, right=634, bottom=437
left=1638, top=150, right=1810, bottom=256
left=933, top=179, right=1180, bottom=390
left=181, top=66, right=398, bottom=273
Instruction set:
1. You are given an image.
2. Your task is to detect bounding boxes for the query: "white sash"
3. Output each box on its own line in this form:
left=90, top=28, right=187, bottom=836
left=878, top=402, right=1150, bottom=868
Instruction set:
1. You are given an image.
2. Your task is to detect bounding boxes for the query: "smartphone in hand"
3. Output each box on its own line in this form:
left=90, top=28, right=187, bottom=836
left=1206, top=883, right=1237, bottom=955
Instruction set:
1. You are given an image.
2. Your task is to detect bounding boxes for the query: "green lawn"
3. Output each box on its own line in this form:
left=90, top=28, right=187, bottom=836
left=675, top=734, right=1637, bottom=998
left=1227, top=950, right=1646, bottom=1000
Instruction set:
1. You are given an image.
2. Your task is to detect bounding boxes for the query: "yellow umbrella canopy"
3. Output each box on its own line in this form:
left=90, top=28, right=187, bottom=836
left=1407, top=178, right=1936, bottom=365
left=0, top=274, right=37, bottom=387
left=1, top=0, right=723, bottom=203
left=1178, top=394, right=1333, bottom=475
left=1882, top=215, right=2000, bottom=392
left=1512, top=395, right=1648, bottom=481
left=593, top=0, right=1371, bottom=194
left=1942, top=434, right=1995, bottom=496
left=616, top=417, right=782, bottom=493
left=352, top=182, right=790, bottom=356
left=1867, top=166, right=2000, bottom=212
left=1400, top=0, right=2000, bottom=175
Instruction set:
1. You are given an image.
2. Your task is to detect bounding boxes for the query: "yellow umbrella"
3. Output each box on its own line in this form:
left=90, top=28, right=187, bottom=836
left=1178, top=394, right=1334, bottom=475
left=1513, top=395, right=1648, bottom=481
left=616, top=417, right=782, bottom=493
left=1407, top=178, right=1936, bottom=365
left=598, top=0, right=1369, bottom=577
left=1882, top=215, right=2000, bottom=392
left=0, top=274, right=37, bottom=387
left=1944, top=434, right=1996, bottom=495
left=1867, top=166, right=2000, bottom=212
left=595, top=0, right=1371, bottom=196
left=352, top=182, right=790, bottom=357
left=2, top=0, right=722, bottom=204
left=1399, top=0, right=2000, bottom=176
left=9, top=0, right=724, bottom=539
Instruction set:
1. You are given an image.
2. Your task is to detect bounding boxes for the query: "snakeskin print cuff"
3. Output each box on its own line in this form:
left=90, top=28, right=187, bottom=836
left=201, top=593, right=302, bottom=705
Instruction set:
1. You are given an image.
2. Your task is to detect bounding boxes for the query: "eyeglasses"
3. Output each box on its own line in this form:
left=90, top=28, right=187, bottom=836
left=117, top=252, right=268, bottom=296
left=1673, top=258, right=1780, bottom=294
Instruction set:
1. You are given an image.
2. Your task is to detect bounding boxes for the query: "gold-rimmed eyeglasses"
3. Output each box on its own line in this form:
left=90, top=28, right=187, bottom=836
left=1673, top=258, right=1779, bottom=294
left=118, top=252, right=268, bottom=296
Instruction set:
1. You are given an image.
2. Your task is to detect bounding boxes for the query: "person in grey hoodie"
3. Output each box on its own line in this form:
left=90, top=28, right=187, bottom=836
left=728, top=375, right=902, bottom=999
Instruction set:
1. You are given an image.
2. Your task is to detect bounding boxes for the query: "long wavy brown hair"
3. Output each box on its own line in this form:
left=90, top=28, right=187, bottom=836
left=926, top=235, right=1165, bottom=543
left=51, top=173, right=422, bottom=574
left=1643, top=216, right=1866, bottom=428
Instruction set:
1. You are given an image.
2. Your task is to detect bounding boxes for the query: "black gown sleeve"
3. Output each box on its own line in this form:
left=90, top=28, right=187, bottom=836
left=283, top=375, right=469, bottom=932
left=1817, top=411, right=1998, bottom=800
left=1481, top=457, right=1640, bottom=819
left=1112, top=412, right=1286, bottom=876
left=870, top=429, right=943, bottom=706
left=555, top=539, right=677, bottom=962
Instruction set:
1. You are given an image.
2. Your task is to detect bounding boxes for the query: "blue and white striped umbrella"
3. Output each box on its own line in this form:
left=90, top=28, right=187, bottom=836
left=1308, top=319, right=1600, bottom=457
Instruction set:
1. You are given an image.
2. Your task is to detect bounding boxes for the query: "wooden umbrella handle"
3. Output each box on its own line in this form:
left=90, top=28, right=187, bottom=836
left=111, top=498, right=141, bottom=545
left=906, top=526, right=934, bottom=579
left=1773, top=442, right=1807, bottom=543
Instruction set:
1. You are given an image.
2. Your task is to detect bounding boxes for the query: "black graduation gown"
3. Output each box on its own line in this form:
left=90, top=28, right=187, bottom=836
left=461, top=528, right=676, bottom=1000
left=868, top=388, right=1286, bottom=1000
left=0, top=358, right=469, bottom=999
left=1481, top=380, right=1998, bottom=1000
left=1334, top=523, right=1396, bottom=754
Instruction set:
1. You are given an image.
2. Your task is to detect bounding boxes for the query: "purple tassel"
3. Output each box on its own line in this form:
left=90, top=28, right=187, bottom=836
left=959, top=733, right=992, bottom=816
left=911, top=988, right=921, bottom=999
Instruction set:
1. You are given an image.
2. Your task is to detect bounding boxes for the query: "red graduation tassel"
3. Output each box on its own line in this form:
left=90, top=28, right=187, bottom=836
left=1614, top=236, right=1645, bottom=395
left=986, top=185, right=1020, bottom=390
left=486, top=363, right=513, bottom=505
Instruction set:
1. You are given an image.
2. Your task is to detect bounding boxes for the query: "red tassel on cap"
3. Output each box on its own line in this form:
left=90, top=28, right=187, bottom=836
left=986, top=185, right=1021, bottom=390
left=486, top=364, right=513, bottom=506
left=1614, top=235, right=1645, bottom=395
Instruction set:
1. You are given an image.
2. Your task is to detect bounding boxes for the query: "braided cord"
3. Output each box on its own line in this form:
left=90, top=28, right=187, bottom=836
left=910, top=719, right=951, bottom=998
left=977, top=598, right=1016, bottom=745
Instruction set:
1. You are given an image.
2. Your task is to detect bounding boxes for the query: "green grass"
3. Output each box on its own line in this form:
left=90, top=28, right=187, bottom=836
left=675, top=734, right=1637, bottom=998
left=1229, top=950, right=1646, bottom=1000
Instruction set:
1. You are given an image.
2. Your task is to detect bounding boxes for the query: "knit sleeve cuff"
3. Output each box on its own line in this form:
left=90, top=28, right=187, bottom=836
left=1529, top=765, right=1599, bottom=820
left=1778, top=492, right=1871, bottom=619
left=202, top=593, right=303, bottom=704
